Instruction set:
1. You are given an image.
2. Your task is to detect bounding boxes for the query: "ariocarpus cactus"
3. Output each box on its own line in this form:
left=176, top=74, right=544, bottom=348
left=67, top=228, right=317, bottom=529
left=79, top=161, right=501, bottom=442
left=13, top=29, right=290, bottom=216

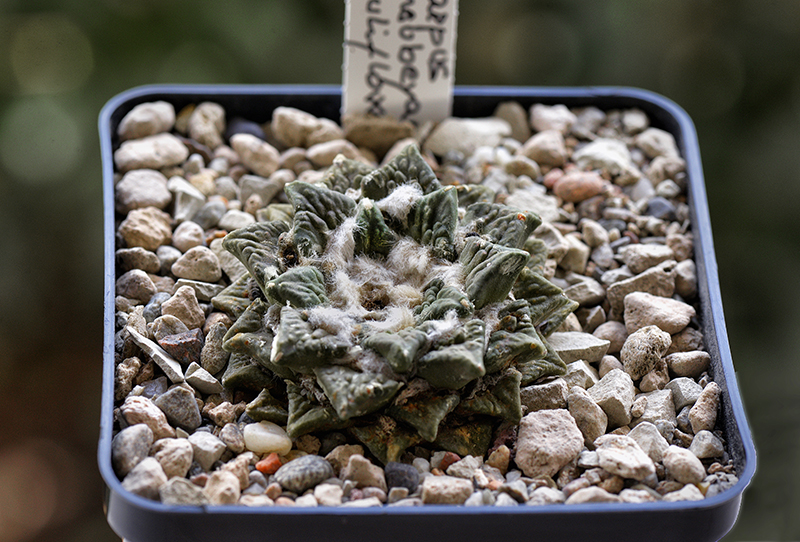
left=212, top=144, right=578, bottom=463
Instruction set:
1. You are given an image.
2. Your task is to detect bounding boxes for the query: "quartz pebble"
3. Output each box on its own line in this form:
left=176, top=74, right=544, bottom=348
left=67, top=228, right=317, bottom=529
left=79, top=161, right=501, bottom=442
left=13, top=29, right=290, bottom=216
left=110, top=100, right=736, bottom=509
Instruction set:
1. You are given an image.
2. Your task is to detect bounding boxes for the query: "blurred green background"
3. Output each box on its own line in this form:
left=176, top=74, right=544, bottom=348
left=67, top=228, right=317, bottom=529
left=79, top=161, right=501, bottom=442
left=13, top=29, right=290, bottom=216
left=0, top=1, right=796, bottom=540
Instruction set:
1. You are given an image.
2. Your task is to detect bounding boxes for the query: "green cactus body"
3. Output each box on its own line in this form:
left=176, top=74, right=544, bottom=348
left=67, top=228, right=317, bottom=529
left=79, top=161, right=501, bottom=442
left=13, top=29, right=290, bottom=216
left=214, top=143, right=576, bottom=461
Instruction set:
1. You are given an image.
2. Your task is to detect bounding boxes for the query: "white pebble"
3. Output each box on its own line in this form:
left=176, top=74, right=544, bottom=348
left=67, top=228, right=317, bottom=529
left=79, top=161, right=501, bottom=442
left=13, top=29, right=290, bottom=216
left=243, top=421, right=292, bottom=455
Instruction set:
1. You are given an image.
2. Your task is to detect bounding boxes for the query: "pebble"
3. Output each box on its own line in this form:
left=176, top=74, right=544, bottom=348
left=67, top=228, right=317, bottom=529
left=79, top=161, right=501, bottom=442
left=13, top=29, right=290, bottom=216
left=594, top=434, right=656, bottom=481
left=230, top=133, right=280, bottom=177
left=151, top=438, right=193, bottom=479
left=160, top=286, right=206, bottom=330
left=665, top=350, right=710, bottom=379
left=620, top=325, right=672, bottom=380
left=118, top=101, right=176, bottom=141
left=527, top=486, right=566, bottom=505
left=632, top=389, right=677, bottom=429
left=187, top=102, right=225, bottom=149
left=662, top=483, right=704, bottom=502
left=420, top=475, right=474, bottom=504
left=446, top=455, right=483, bottom=479
left=188, top=431, right=227, bottom=471
left=117, top=247, right=161, bottom=275
left=593, top=322, right=628, bottom=354
left=274, top=455, right=334, bottom=494
left=271, top=106, right=324, bottom=148
left=218, top=209, right=256, bottom=232
left=171, top=246, right=222, bottom=283
left=171, top=221, right=205, bottom=253
left=515, top=409, right=584, bottom=478
left=690, top=430, right=725, bottom=459
left=121, top=395, right=176, bottom=439
left=567, top=386, right=608, bottom=447
left=157, top=328, right=204, bottom=366
left=115, top=133, right=189, bottom=172
left=665, top=377, right=703, bottom=411
left=553, top=171, right=606, bottom=203
left=203, top=470, right=241, bottom=505
left=340, top=454, right=387, bottom=492
left=111, top=423, right=154, bottom=478
left=572, top=138, right=637, bottom=182
left=115, top=269, right=156, bottom=303
left=191, top=200, right=227, bottom=230
left=185, top=362, right=224, bottom=394
left=562, top=360, right=600, bottom=390
left=530, top=103, right=576, bottom=134
left=518, top=130, right=567, bottom=167
left=520, top=377, right=569, bottom=411
left=119, top=206, right=173, bottom=251
left=159, top=477, right=209, bottom=506
left=115, top=169, right=172, bottom=214
left=209, top=238, right=248, bottom=281
left=689, top=381, right=721, bottom=433
left=662, top=445, right=706, bottom=484
left=114, top=356, right=142, bottom=400
left=121, top=457, right=168, bottom=500
left=239, top=174, right=285, bottom=206
left=588, top=369, right=635, bottom=428
left=314, top=483, right=344, bottom=506
left=606, top=260, right=677, bottom=316
left=627, top=421, right=670, bottom=463
left=153, top=385, right=202, bottom=431
left=565, top=486, right=621, bottom=504
left=243, top=421, right=292, bottom=455
left=306, top=139, right=360, bottom=167
left=624, top=291, right=696, bottom=334
left=635, top=128, right=680, bottom=159
left=546, top=332, right=610, bottom=363
left=675, top=260, right=698, bottom=299
left=384, top=462, right=420, bottom=492
left=563, top=276, right=606, bottom=307
left=618, top=244, right=675, bottom=275
left=424, top=117, right=512, bottom=157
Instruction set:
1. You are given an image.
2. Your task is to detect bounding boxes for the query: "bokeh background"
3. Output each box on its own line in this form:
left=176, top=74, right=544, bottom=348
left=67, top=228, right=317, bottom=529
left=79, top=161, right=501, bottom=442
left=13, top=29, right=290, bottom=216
left=0, top=1, right=797, bottom=540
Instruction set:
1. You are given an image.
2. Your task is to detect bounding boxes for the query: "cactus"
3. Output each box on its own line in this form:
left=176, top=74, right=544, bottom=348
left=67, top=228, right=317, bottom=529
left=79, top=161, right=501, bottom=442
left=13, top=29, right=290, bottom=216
left=214, top=144, right=578, bottom=463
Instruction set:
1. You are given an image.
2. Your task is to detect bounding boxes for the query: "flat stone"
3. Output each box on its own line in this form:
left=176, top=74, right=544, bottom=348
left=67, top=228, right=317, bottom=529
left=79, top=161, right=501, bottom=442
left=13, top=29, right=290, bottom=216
left=243, top=421, right=292, bottom=455
left=565, top=486, right=622, bottom=504
left=111, top=423, right=154, bottom=478
left=342, top=114, right=415, bottom=158
left=160, top=286, right=206, bottom=330
left=153, top=385, right=202, bottom=431
left=594, top=434, right=655, bottom=481
left=420, top=475, right=473, bottom=504
left=515, top=409, right=583, bottom=478
left=126, top=327, right=184, bottom=383
left=121, top=457, right=168, bottom=500
left=520, top=377, right=569, bottom=411
left=185, top=362, right=224, bottom=394
left=119, top=206, right=173, bottom=251
left=518, top=129, right=567, bottom=167
left=665, top=377, right=703, bottom=411
left=627, top=421, right=669, bottom=463
left=115, top=133, right=189, bottom=172
left=157, top=328, right=204, bottom=366
left=564, top=276, right=606, bottom=307
left=618, top=244, right=675, bottom=274
left=690, top=430, right=725, bottom=459
left=632, top=389, right=676, bottom=429
left=446, top=455, right=483, bottom=479
left=620, top=325, right=672, bottom=380
left=689, top=382, right=721, bottom=433
left=665, top=350, right=710, bottom=378
left=116, top=169, right=172, bottom=214
left=662, top=445, right=705, bottom=484
left=231, top=133, right=280, bottom=177
left=340, top=454, right=387, bottom=492
left=588, top=368, right=635, bottom=428
left=567, top=386, right=607, bottom=448
left=151, top=437, right=193, bottom=479
left=171, top=246, right=222, bottom=283
left=547, top=332, right=610, bottom=363
left=606, top=260, right=677, bottom=316
left=118, top=101, right=175, bottom=141
left=624, top=291, right=696, bottom=334
left=424, top=117, right=511, bottom=157
left=159, top=477, right=209, bottom=506
left=188, top=431, right=227, bottom=471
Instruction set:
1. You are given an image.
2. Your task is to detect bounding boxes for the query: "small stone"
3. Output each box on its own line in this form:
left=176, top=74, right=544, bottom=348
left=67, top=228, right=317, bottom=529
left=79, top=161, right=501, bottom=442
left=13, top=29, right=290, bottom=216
left=325, top=444, right=365, bottom=476
left=572, top=138, right=637, bottom=181
left=559, top=235, right=591, bottom=273
left=515, top=409, right=584, bottom=478
left=314, top=483, right=344, bottom=506
left=121, top=457, right=168, bottom=500
left=446, top=455, right=483, bottom=479
left=184, top=362, right=224, bottom=395
left=689, top=382, right=721, bottom=433
left=231, top=133, right=280, bottom=177
left=627, top=421, right=669, bottom=463
left=520, top=377, right=569, bottom=411
left=665, top=377, right=703, bottom=411
left=632, top=389, right=677, bottom=429
left=204, top=470, right=241, bottom=505
left=153, top=385, right=202, bottom=431
left=424, top=117, right=511, bottom=157
left=663, top=445, right=706, bottom=484
left=119, top=207, right=173, bottom=251
left=619, top=488, right=659, bottom=503
left=304, top=139, right=360, bottom=167
left=527, top=486, right=567, bottom=505
left=188, top=102, right=225, bottom=149
left=171, top=246, right=222, bottom=283
left=341, top=496, right=383, bottom=508
left=115, top=169, right=172, bottom=214
left=159, top=477, right=209, bottom=506
left=342, top=114, right=415, bottom=158
left=493, top=101, right=531, bottom=142
left=665, top=350, right=710, bottom=378
left=384, top=462, right=420, bottom=492
left=562, top=360, right=599, bottom=390
left=192, top=200, right=227, bottom=230
left=598, top=355, right=624, bottom=379
left=151, top=437, right=193, bottom=479
left=171, top=221, right=205, bottom=253
left=518, top=129, right=567, bottom=167
left=117, top=247, right=161, bottom=275
left=157, top=328, right=204, bottom=366
left=567, top=386, right=608, bottom=448
left=624, top=291, right=696, bottom=334
left=690, top=430, right=724, bottom=459
left=120, top=395, right=176, bottom=439
left=218, top=209, right=256, bottom=232
left=639, top=357, right=670, bottom=392
left=553, top=171, right=606, bottom=203
left=565, top=486, right=622, bottom=504
left=118, top=101, right=175, bottom=141
left=662, top=484, right=704, bottom=502
left=618, top=244, right=675, bottom=275
left=563, top=277, right=606, bottom=307
left=581, top=219, right=610, bottom=248
left=111, top=424, right=154, bottom=478
left=606, top=260, right=677, bottom=316
left=420, top=475, right=473, bottom=504
left=200, top=322, right=231, bottom=375
left=116, top=269, right=157, bottom=304
left=387, top=486, right=410, bottom=504
left=209, top=237, right=248, bottom=281
left=270, top=107, right=323, bottom=148
left=219, top=453, right=255, bottom=490
left=114, top=133, right=189, bottom=172
left=188, top=431, right=227, bottom=471
left=674, top=259, right=698, bottom=299
left=547, top=332, right=610, bottom=363
left=587, top=369, right=635, bottom=428
left=494, top=492, right=520, bottom=506
left=340, top=454, right=387, bottom=492
left=160, top=286, right=206, bottom=330
left=239, top=174, right=285, bottom=207
left=594, top=434, right=655, bottom=481
left=635, top=127, right=680, bottom=158
left=530, top=103, right=576, bottom=134
left=167, top=176, right=207, bottom=224
left=114, top=356, right=142, bottom=400
left=486, top=445, right=511, bottom=474
left=593, top=322, right=628, bottom=354
left=243, top=421, right=292, bottom=455
left=620, top=325, right=672, bottom=380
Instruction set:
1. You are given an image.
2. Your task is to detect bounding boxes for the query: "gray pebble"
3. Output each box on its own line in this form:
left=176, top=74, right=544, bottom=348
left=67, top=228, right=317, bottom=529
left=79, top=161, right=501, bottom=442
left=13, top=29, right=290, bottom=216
left=153, top=385, right=202, bottom=431
left=115, top=169, right=172, bottom=214
left=111, top=423, right=154, bottom=478
left=275, top=455, right=334, bottom=494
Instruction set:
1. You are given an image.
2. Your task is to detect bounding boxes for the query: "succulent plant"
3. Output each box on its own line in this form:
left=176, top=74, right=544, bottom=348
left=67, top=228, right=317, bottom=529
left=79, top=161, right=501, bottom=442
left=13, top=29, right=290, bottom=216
left=212, top=144, right=578, bottom=463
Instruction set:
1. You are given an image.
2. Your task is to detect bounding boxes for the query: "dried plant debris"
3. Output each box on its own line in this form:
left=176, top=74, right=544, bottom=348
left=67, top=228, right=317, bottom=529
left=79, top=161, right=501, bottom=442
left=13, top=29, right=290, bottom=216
left=111, top=101, right=737, bottom=508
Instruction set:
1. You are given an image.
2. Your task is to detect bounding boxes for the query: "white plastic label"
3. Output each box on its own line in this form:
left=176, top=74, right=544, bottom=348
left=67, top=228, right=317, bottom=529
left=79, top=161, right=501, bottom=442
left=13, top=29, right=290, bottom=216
left=343, top=0, right=458, bottom=125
